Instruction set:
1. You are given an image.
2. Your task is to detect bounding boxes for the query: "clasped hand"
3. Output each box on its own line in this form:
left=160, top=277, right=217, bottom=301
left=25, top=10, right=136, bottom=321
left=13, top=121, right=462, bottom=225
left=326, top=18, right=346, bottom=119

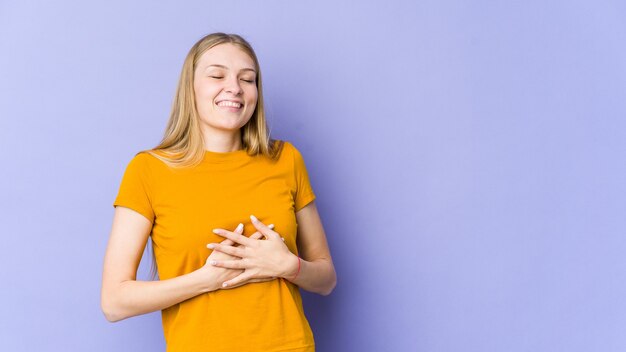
left=206, top=215, right=298, bottom=289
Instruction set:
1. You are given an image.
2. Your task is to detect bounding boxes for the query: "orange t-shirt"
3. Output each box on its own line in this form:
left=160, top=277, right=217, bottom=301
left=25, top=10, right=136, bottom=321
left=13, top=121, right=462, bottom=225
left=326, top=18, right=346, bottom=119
left=113, top=140, right=316, bottom=352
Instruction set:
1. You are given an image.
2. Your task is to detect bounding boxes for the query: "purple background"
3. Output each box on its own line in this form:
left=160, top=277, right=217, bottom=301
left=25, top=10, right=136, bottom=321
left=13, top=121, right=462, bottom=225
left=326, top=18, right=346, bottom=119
left=1, top=1, right=625, bottom=351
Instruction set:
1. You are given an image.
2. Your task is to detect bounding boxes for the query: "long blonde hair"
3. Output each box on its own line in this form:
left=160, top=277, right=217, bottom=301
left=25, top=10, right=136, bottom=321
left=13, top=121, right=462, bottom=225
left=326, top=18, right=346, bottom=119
left=144, top=33, right=284, bottom=279
left=145, top=32, right=283, bottom=168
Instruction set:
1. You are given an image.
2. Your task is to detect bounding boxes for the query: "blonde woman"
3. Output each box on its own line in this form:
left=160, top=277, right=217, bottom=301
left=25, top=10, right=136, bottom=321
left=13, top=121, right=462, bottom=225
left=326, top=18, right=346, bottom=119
left=101, top=32, right=337, bottom=352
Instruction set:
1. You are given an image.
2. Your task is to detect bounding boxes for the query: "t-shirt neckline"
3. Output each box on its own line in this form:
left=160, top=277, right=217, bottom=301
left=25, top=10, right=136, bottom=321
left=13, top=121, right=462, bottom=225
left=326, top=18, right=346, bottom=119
left=203, top=148, right=249, bottom=163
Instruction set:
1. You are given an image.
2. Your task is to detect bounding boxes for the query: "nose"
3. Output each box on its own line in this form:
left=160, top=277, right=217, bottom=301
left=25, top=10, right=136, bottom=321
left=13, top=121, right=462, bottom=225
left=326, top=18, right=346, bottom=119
left=224, top=75, right=243, bottom=95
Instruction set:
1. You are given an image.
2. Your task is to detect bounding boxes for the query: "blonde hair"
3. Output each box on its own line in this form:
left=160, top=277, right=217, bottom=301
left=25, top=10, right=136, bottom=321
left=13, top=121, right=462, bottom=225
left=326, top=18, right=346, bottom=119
left=143, top=33, right=284, bottom=279
left=144, top=32, right=283, bottom=168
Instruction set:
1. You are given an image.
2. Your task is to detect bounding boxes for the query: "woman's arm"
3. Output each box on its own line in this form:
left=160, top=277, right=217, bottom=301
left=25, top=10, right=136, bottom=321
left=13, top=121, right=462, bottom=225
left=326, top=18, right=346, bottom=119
left=287, top=201, right=337, bottom=295
left=101, top=206, right=249, bottom=322
left=208, top=201, right=337, bottom=296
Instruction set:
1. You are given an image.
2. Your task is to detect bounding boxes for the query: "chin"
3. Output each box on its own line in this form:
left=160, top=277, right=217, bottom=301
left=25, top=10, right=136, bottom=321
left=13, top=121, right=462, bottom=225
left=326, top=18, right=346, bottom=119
left=201, top=117, right=249, bottom=132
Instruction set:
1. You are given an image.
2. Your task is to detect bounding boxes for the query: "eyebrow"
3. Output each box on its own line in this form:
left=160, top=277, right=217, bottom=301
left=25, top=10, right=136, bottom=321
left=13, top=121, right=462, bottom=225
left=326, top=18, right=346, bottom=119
left=205, top=64, right=256, bottom=73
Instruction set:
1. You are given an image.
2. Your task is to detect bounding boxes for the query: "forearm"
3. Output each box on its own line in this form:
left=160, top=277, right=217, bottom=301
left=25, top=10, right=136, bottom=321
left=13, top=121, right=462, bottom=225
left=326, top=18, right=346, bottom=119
left=284, top=255, right=336, bottom=296
left=101, top=269, right=215, bottom=322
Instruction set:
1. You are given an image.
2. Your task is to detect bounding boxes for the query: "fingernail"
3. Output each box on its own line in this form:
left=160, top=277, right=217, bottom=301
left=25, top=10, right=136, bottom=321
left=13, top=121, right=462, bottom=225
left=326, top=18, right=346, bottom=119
left=210, top=260, right=217, bottom=265
left=269, top=224, right=275, bottom=229
left=236, top=223, right=243, bottom=232
left=207, top=244, right=215, bottom=249
left=222, top=282, right=228, bottom=287
left=250, top=214, right=259, bottom=223
left=212, top=229, right=221, bottom=234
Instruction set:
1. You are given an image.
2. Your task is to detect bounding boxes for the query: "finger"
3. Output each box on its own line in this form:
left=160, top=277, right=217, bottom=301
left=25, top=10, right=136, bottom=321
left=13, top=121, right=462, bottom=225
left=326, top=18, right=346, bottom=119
left=248, top=224, right=274, bottom=241
left=249, top=231, right=263, bottom=240
left=250, top=215, right=281, bottom=240
left=216, top=223, right=243, bottom=247
left=220, top=238, right=235, bottom=246
left=206, top=243, right=245, bottom=257
left=246, top=277, right=278, bottom=284
left=250, top=224, right=275, bottom=240
left=212, top=228, right=254, bottom=246
left=209, top=259, right=247, bottom=270
left=222, top=271, right=255, bottom=288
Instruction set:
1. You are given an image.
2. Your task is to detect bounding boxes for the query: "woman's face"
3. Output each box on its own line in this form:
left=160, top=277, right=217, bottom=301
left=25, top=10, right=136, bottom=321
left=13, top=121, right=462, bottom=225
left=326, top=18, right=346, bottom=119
left=193, top=43, right=258, bottom=134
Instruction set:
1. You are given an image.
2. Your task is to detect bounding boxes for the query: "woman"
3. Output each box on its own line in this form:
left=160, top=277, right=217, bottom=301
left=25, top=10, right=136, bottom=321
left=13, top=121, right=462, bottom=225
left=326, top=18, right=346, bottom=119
left=101, top=32, right=337, bottom=352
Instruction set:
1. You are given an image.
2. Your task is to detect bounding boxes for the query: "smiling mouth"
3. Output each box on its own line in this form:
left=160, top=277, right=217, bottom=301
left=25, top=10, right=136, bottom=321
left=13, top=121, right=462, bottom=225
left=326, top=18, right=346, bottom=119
left=216, top=100, right=243, bottom=108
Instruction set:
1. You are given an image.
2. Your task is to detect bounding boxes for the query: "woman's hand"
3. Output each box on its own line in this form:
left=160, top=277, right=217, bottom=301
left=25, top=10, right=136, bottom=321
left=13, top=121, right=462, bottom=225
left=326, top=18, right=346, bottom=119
left=203, top=223, right=277, bottom=290
left=208, top=215, right=299, bottom=288
left=201, top=223, right=245, bottom=291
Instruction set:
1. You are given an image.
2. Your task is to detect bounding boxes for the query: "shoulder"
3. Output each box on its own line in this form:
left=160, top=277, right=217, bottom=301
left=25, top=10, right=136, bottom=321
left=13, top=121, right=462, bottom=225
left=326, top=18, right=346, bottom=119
left=278, top=140, right=305, bottom=159
left=275, top=141, right=312, bottom=174
left=270, top=140, right=308, bottom=167
left=121, top=151, right=149, bottom=170
left=129, top=150, right=171, bottom=168
left=120, top=150, right=166, bottom=177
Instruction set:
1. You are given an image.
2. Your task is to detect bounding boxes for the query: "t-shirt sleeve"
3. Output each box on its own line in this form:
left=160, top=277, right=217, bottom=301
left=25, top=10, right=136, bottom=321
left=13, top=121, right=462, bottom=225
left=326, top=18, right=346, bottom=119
left=113, top=153, right=155, bottom=222
left=291, top=144, right=316, bottom=212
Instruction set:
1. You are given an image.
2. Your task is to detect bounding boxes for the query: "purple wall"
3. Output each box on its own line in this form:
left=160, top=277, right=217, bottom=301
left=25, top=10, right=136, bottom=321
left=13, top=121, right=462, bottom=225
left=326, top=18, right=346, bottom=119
left=1, top=1, right=625, bottom=351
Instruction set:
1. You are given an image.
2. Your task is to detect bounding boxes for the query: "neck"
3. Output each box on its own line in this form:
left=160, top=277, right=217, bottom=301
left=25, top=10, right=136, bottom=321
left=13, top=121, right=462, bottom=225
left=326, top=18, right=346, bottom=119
left=201, top=127, right=243, bottom=153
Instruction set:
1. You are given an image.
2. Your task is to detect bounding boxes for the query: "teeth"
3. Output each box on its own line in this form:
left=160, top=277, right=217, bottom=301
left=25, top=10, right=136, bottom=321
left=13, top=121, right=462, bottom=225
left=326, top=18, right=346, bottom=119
left=217, top=101, right=242, bottom=108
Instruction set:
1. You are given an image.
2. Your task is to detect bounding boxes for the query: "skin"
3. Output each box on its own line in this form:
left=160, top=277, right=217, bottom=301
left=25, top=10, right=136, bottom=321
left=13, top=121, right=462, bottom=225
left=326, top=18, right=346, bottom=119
left=211, top=211, right=337, bottom=294
left=101, top=43, right=337, bottom=323
left=194, top=42, right=258, bottom=152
